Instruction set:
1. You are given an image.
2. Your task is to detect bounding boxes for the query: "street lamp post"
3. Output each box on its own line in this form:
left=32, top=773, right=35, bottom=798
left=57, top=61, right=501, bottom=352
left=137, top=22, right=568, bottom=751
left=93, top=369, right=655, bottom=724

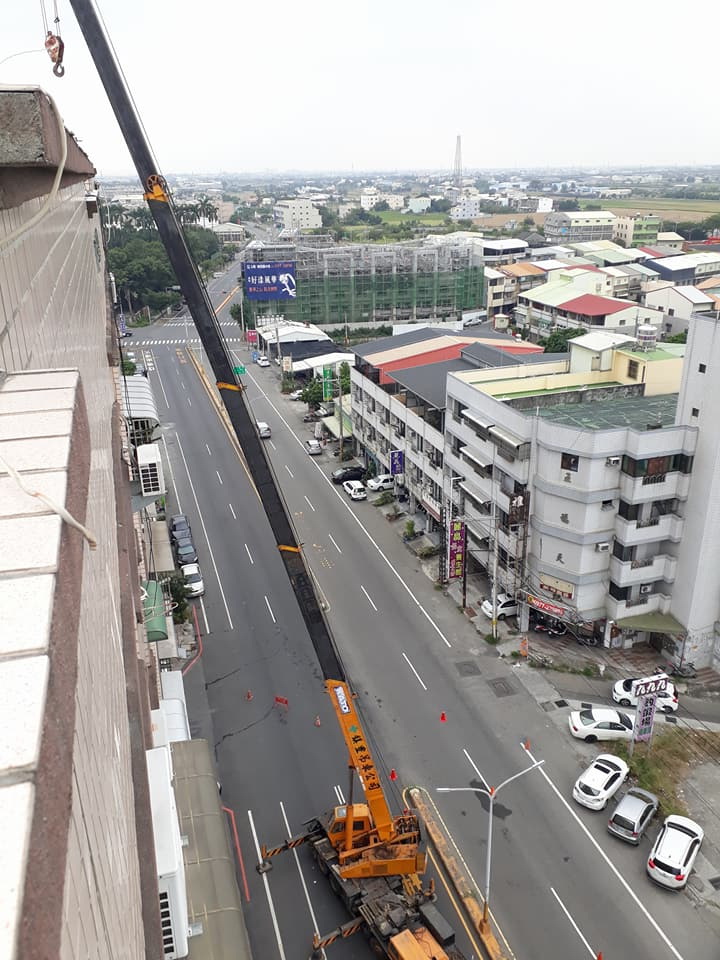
left=437, top=748, right=544, bottom=927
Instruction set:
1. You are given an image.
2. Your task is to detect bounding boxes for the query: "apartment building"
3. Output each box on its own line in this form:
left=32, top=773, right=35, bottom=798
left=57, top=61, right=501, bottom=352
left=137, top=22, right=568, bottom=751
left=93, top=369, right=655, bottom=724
left=445, top=332, right=696, bottom=655
left=543, top=210, right=617, bottom=243
left=644, top=251, right=720, bottom=286
left=644, top=284, right=717, bottom=336
left=613, top=213, right=661, bottom=248
left=273, top=197, right=322, bottom=230
left=360, top=188, right=405, bottom=210
left=350, top=329, right=543, bottom=528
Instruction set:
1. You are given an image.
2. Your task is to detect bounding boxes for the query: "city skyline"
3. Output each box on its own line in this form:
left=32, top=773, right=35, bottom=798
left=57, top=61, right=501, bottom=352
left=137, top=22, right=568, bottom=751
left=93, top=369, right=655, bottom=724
left=2, top=1, right=717, bottom=176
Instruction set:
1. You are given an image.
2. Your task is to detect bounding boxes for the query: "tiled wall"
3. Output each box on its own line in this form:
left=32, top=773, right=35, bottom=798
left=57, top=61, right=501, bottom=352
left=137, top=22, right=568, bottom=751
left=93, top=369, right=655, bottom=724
left=0, top=183, right=146, bottom=958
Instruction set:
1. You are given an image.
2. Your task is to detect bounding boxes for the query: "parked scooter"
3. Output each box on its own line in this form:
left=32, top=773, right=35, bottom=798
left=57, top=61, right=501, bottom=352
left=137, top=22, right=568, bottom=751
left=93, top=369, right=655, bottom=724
left=658, top=661, right=697, bottom=679
left=530, top=614, right=567, bottom=637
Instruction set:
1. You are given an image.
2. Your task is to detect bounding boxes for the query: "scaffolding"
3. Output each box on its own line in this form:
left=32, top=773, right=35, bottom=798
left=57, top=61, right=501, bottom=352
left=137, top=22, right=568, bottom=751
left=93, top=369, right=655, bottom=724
left=242, top=238, right=484, bottom=327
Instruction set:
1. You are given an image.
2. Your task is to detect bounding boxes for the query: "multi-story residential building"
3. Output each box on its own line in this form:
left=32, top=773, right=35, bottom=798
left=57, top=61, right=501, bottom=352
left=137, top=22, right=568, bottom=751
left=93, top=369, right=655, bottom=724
left=408, top=196, right=432, bottom=213
left=451, top=196, right=486, bottom=220
left=241, top=235, right=485, bottom=326
left=350, top=329, right=544, bottom=528
left=644, top=284, right=716, bottom=336
left=273, top=197, right=322, bottom=230
left=360, top=189, right=405, bottom=210
left=485, top=263, right=549, bottom=316
left=656, top=231, right=685, bottom=250
left=613, top=213, right=661, bottom=248
left=543, top=210, right=617, bottom=244
left=644, top=251, right=720, bottom=286
left=444, top=332, right=697, bottom=656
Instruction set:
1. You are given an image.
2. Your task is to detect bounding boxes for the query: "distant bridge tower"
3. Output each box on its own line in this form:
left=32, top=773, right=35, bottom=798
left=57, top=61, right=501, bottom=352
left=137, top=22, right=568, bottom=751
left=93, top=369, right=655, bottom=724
left=453, top=135, right=463, bottom=189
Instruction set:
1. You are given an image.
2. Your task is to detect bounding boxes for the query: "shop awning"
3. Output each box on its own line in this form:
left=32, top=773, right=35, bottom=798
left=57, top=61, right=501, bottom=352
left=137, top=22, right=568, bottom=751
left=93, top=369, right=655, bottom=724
left=616, top=611, right=685, bottom=635
left=142, top=580, right=168, bottom=643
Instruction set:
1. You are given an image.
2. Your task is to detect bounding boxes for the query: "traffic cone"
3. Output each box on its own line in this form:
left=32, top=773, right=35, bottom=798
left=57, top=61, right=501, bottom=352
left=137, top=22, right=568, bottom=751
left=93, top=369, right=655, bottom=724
left=245, top=690, right=254, bottom=702
left=314, top=715, right=321, bottom=727
left=440, top=711, right=447, bottom=723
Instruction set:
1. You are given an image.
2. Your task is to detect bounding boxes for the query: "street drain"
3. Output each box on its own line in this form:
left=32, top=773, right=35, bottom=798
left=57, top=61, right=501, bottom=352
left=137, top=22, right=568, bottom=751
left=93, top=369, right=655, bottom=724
left=488, top=677, right=516, bottom=698
left=555, top=699, right=568, bottom=708
left=455, top=660, right=481, bottom=677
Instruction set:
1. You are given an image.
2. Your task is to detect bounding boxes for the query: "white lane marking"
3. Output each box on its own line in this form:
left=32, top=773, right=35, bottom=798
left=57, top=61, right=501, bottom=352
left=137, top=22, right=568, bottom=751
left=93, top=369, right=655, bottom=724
left=187, top=396, right=192, bottom=407
left=265, top=595, right=276, bottom=623
left=153, top=353, right=170, bottom=408
left=402, top=651, right=428, bottom=691
left=232, top=377, right=456, bottom=649
left=247, top=810, right=287, bottom=960
left=245, top=544, right=254, bottom=565
left=216, top=470, right=223, bottom=485
left=174, top=432, right=233, bottom=630
left=279, top=801, right=324, bottom=951
left=199, top=597, right=210, bottom=635
left=181, top=380, right=186, bottom=389
left=550, top=887, right=596, bottom=958
left=304, top=495, right=316, bottom=513
left=206, top=443, right=212, bottom=455
left=462, top=748, right=491, bottom=792
left=285, top=465, right=294, bottom=478
left=161, top=434, right=181, bottom=512
left=269, top=440, right=276, bottom=451
left=229, top=503, right=236, bottom=519
left=360, top=585, right=378, bottom=611
left=328, top=534, right=342, bottom=554
left=523, top=743, right=684, bottom=960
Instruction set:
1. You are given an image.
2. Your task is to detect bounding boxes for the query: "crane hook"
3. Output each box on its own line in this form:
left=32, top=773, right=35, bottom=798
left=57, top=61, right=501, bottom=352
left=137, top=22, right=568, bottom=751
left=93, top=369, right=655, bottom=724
left=45, top=32, right=65, bottom=78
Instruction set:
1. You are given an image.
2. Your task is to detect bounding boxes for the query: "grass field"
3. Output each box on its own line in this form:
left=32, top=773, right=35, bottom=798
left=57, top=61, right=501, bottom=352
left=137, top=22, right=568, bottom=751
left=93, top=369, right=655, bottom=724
left=376, top=210, right=449, bottom=226
left=579, top=197, right=720, bottom=222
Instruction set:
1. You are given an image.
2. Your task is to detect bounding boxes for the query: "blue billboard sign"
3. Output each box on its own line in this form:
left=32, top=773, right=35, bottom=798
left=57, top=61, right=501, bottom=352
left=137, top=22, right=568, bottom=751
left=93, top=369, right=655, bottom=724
left=390, top=450, right=405, bottom=476
left=244, top=261, right=297, bottom=300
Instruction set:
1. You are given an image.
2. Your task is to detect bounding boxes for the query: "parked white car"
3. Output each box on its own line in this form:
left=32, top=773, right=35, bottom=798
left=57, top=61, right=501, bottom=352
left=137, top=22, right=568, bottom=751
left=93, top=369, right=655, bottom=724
left=343, top=480, right=367, bottom=501
left=572, top=754, right=629, bottom=810
left=647, top=815, right=704, bottom=889
left=181, top=563, right=205, bottom=598
left=305, top=439, right=323, bottom=456
left=257, top=355, right=270, bottom=367
left=612, top=674, right=678, bottom=713
left=480, top=593, right=518, bottom=621
left=568, top=707, right=634, bottom=743
left=256, top=421, right=271, bottom=439
left=366, top=474, right=394, bottom=492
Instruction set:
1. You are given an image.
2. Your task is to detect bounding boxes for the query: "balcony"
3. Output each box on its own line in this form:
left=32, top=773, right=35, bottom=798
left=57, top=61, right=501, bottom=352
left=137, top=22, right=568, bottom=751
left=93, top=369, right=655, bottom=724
left=618, top=472, right=691, bottom=504
left=614, top=513, right=684, bottom=546
left=609, top=554, right=677, bottom=588
left=606, top=592, right=673, bottom=622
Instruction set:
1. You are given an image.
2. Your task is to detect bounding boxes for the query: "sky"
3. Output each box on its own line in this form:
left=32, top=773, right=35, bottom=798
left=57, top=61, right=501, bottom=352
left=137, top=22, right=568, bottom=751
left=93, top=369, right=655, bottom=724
left=1, top=1, right=717, bottom=178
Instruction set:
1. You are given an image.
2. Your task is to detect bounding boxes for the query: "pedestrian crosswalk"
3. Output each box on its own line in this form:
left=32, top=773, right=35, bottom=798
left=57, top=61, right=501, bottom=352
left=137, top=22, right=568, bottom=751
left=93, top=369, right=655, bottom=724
left=132, top=337, right=245, bottom=345
left=163, top=320, right=238, bottom=327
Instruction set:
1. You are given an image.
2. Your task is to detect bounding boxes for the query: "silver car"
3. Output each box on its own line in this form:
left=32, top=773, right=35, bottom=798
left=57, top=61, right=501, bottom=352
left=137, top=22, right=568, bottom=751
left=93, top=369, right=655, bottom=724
left=607, top=788, right=659, bottom=844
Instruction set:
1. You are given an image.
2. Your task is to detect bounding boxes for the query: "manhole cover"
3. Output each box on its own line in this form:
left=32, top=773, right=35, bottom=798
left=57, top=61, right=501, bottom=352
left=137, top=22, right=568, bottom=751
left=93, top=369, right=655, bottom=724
left=455, top=660, right=481, bottom=677
left=664, top=715, right=678, bottom=724
left=540, top=701, right=556, bottom=712
left=555, top=699, right=569, bottom=708
left=488, top=677, right=517, bottom=698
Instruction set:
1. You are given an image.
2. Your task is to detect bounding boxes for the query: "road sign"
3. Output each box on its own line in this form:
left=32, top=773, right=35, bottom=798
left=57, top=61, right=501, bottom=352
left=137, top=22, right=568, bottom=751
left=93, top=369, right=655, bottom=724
left=322, top=365, right=333, bottom=402
left=633, top=693, right=657, bottom=743
left=390, top=450, right=405, bottom=475
left=633, top=676, right=668, bottom=698
left=233, top=365, right=246, bottom=376
left=251, top=350, right=258, bottom=362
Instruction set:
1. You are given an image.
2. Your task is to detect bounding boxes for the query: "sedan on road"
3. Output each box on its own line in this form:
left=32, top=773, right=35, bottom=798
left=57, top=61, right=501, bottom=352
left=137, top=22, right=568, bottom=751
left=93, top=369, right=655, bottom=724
left=332, top=465, right=365, bottom=484
left=174, top=537, right=198, bottom=565
left=257, top=356, right=270, bottom=367
left=607, top=787, right=659, bottom=844
left=256, top=421, right=271, bottom=439
left=612, top=674, right=678, bottom=713
left=480, top=593, right=519, bottom=621
left=568, top=707, right=634, bottom=743
left=572, top=754, right=629, bottom=810
left=366, top=473, right=394, bottom=492
left=305, top=439, right=323, bottom=456
left=343, top=480, right=367, bottom=501
left=647, top=815, right=704, bottom=889
left=288, top=388, right=304, bottom=401
left=169, top=514, right=191, bottom=543
left=181, top=563, right=205, bottom=598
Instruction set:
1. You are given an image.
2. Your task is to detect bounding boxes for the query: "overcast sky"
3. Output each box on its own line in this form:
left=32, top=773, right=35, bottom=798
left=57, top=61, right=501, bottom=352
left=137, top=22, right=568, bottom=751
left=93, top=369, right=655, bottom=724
left=1, top=1, right=716, bottom=178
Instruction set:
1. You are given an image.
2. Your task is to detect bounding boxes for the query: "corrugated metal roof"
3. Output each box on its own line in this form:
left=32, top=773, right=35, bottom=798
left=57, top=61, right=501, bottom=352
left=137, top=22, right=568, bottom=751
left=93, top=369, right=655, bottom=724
left=120, top=376, right=159, bottom=425
left=558, top=294, right=631, bottom=316
left=501, top=262, right=546, bottom=277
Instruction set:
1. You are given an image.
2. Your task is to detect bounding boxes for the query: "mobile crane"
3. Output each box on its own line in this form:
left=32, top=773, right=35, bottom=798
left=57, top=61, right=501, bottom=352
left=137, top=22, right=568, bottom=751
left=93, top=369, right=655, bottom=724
left=67, top=3, right=469, bottom=957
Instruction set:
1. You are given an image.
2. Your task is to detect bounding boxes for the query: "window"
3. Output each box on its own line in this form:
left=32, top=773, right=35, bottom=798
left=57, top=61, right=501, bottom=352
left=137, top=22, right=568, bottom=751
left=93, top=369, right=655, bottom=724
left=561, top=452, right=579, bottom=472
left=691, top=407, right=699, bottom=418
left=699, top=364, right=707, bottom=374
left=601, top=499, right=614, bottom=511
left=627, top=360, right=639, bottom=380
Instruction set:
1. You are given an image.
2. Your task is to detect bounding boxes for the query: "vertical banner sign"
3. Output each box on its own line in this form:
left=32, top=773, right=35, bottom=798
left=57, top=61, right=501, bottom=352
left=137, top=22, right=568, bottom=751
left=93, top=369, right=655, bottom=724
left=244, top=261, right=297, bottom=300
left=448, top=520, right=466, bottom=580
left=634, top=694, right=657, bottom=743
left=390, top=450, right=405, bottom=476
left=322, top=365, right=334, bottom=402
left=246, top=329, right=258, bottom=346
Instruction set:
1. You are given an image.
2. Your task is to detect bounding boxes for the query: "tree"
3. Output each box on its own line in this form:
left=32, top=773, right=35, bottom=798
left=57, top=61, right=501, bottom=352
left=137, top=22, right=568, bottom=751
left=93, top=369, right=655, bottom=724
left=374, top=200, right=390, bottom=212
left=430, top=198, right=451, bottom=213
left=339, top=361, right=351, bottom=395
left=167, top=574, right=191, bottom=624
left=557, top=199, right=580, bottom=211
left=665, top=331, right=687, bottom=343
left=542, top=328, right=586, bottom=353
left=301, top=378, right=324, bottom=410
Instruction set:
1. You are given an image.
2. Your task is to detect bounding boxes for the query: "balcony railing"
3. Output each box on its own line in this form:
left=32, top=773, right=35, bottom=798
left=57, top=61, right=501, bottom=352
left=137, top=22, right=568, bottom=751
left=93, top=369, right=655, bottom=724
left=630, top=557, right=654, bottom=569
left=642, top=473, right=667, bottom=486
left=625, top=597, right=649, bottom=608
left=636, top=517, right=660, bottom=529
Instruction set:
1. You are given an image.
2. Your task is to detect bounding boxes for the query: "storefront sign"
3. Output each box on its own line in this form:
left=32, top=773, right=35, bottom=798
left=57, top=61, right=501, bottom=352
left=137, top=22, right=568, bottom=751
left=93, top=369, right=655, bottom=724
left=527, top=594, right=566, bottom=618
left=634, top=693, right=657, bottom=743
left=539, top=574, right=574, bottom=600
left=448, top=520, right=466, bottom=580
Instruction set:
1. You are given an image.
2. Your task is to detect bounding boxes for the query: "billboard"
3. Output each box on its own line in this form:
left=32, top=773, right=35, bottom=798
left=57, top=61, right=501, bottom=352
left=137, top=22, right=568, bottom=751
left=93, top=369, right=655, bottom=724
left=244, top=261, right=297, bottom=300
left=448, top=520, right=466, bottom=580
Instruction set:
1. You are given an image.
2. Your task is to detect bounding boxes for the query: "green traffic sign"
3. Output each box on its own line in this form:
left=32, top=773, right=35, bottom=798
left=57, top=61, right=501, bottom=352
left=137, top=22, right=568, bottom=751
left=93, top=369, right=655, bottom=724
left=322, top=365, right=333, bottom=402
left=233, top=365, right=246, bottom=375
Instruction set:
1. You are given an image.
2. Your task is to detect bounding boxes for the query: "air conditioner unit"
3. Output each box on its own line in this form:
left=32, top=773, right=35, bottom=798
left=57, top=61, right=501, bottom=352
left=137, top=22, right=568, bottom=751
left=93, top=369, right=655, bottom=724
left=606, top=456, right=621, bottom=466
left=639, top=584, right=653, bottom=595
left=596, top=542, right=611, bottom=553
left=137, top=443, right=166, bottom=497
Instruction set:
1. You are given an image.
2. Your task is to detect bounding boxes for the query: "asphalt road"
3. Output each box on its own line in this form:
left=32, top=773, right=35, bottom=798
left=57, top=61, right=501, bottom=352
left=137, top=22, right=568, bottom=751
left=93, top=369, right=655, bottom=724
left=133, top=272, right=720, bottom=960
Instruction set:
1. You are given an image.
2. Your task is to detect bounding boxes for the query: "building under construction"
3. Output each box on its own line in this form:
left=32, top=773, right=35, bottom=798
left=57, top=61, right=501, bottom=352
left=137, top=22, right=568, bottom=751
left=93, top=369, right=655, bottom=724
left=242, top=236, right=485, bottom=326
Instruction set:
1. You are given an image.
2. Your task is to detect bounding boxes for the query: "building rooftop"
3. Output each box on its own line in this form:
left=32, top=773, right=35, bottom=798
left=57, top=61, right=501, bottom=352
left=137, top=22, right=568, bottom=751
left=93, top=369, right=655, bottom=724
left=647, top=252, right=720, bottom=271
left=535, top=393, right=678, bottom=431
left=571, top=331, right=636, bottom=351
left=558, top=293, right=632, bottom=316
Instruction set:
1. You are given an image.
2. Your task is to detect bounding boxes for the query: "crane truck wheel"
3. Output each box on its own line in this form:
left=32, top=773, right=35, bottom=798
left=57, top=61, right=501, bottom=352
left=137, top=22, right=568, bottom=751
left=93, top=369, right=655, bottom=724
left=329, top=873, right=342, bottom=896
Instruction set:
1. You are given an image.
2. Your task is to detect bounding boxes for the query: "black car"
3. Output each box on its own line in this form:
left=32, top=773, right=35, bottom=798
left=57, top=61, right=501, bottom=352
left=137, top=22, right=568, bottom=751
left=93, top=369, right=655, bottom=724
left=169, top=514, right=191, bottom=543
left=174, top=537, right=198, bottom=564
left=331, top=466, right=365, bottom=484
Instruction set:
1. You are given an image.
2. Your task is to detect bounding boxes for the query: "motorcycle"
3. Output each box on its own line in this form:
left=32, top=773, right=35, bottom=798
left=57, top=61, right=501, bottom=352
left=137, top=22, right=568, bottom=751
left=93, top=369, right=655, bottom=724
left=658, top=661, right=697, bottom=679
left=531, top=614, right=567, bottom=637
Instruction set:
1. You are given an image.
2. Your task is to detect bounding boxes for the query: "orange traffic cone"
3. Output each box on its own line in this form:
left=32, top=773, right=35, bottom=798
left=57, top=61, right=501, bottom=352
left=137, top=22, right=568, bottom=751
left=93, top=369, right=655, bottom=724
left=440, top=711, right=447, bottom=723
left=245, top=690, right=254, bottom=702
left=314, top=715, right=322, bottom=727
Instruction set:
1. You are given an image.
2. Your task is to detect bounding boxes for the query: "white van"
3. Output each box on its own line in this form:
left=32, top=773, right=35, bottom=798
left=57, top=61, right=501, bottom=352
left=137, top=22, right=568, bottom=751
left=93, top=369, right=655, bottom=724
left=256, top=421, right=271, bottom=439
